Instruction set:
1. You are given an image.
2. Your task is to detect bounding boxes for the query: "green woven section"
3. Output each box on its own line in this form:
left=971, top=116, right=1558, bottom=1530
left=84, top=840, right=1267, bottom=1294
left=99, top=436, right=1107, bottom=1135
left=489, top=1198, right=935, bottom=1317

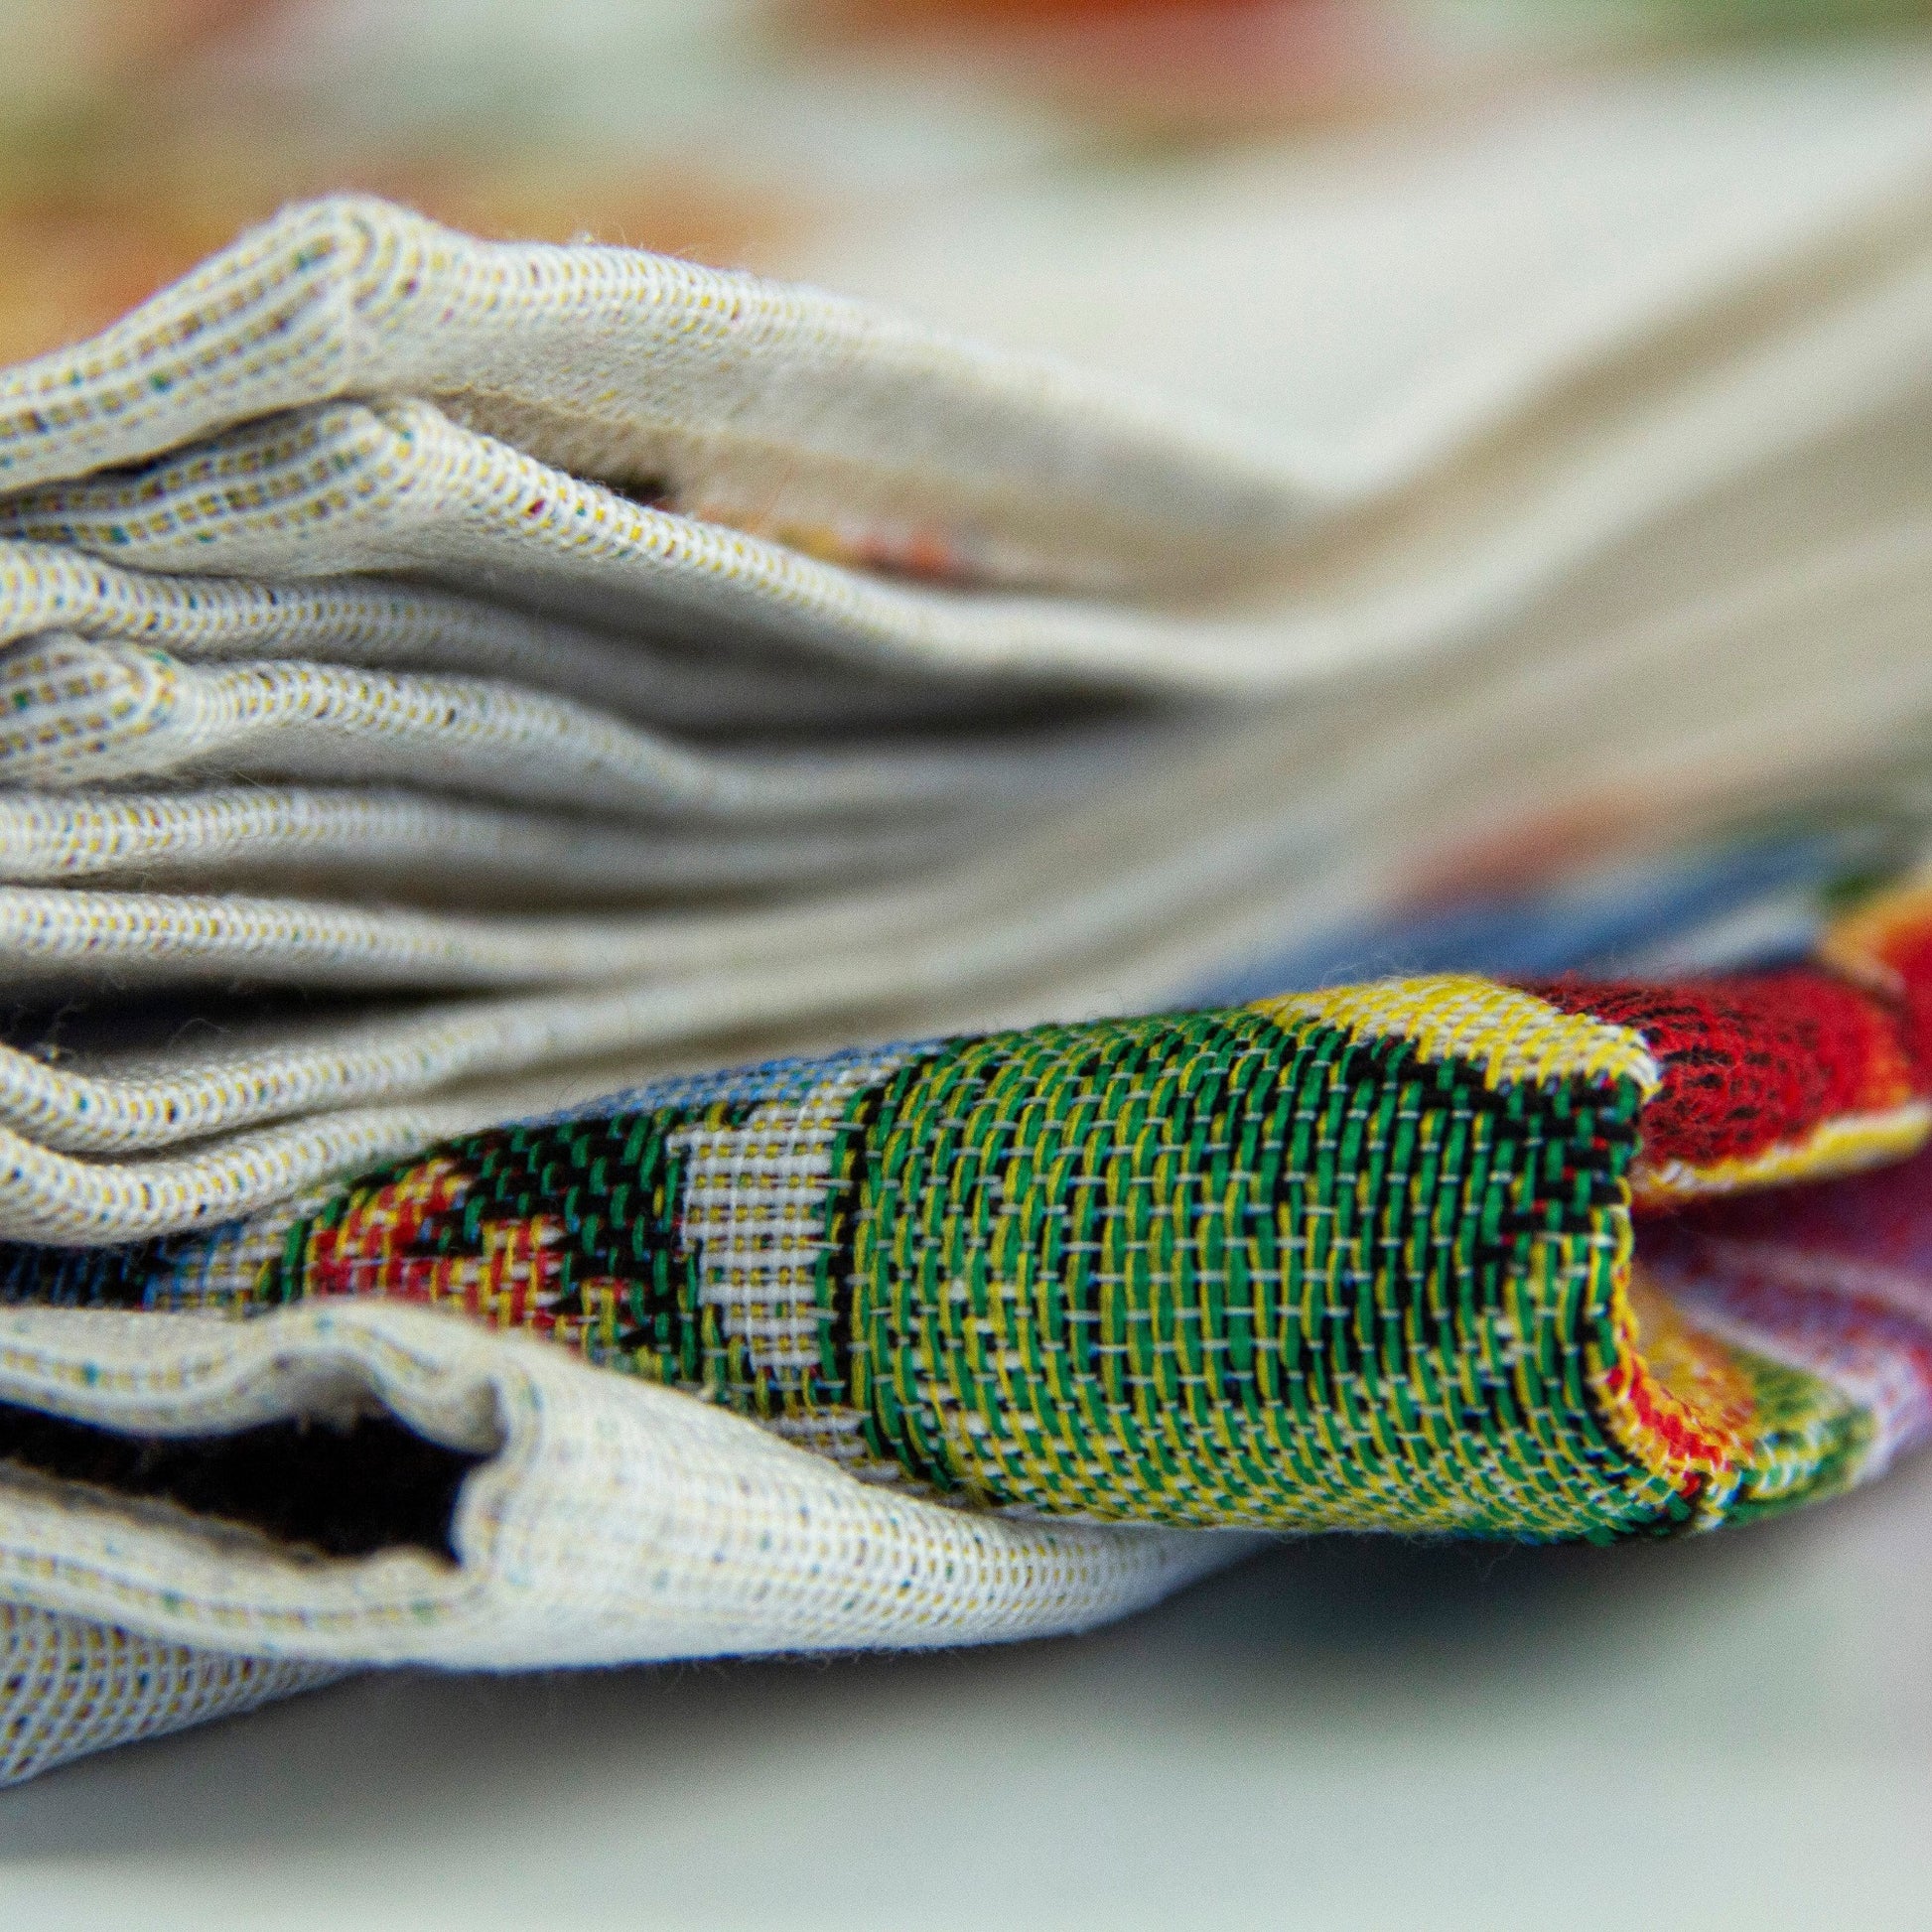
left=837, top=1009, right=1670, bottom=1535
left=4, top=1011, right=1689, bottom=1536
left=262, top=1103, right=718, bottom=1387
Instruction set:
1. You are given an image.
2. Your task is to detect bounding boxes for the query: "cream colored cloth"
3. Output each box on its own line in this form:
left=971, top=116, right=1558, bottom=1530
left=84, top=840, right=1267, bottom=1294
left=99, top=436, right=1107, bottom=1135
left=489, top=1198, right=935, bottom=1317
left=0, top=540, right=1018, bottom=733
left=0, top=632, right=1126, bottom=816
left=0, top=1300, right=1249, bottom=1785
left=0, top=1602, right=343, bottom=1789
left=0, top=1300, right=1245, bottom=1666
left=2, top=504, right=1931, bottom=1245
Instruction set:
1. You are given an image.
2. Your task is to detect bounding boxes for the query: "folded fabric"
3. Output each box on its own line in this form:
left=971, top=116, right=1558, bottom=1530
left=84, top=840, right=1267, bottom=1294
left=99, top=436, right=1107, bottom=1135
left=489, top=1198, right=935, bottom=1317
left=6, top=878, right=1932, bottom=1785
left=17, top=878, right=1932, bottom=1529
left=6, top=506, right=1932, bottom=1242
left=10, top=186, right=1932, bottom=687
left=8, top=59, right=1932, bottom=1790
left=0, top=67, right=1929, bottom=1259
left=0, top=1602, right=345, bottom=1790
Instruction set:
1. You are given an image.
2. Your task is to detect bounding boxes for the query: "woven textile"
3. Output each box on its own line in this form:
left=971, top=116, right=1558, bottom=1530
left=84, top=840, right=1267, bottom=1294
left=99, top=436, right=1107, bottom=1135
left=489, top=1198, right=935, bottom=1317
left=6, top=514, right=1932, bottom=1243
left=0, top=198, right=1302, bottom=603
left=0, top=540, right=996, bottom=733
left=7, top=328, right=1932, bottom=694
left=0, top=1300, right=1246, bottom=1670
left=1646, top=1138, right=1932, bottom=1467
left=3, top=888, right=1932, bottom=1784
left=0, top=1605, right=342, bottom=1788
left=2, top=126, right=1932, bottom=1247
left=6, top=69, right=1932, bottom=1787
left=10, top=121, right=1932, bottom=690
left=12, top=887, right=1932, bottom=1548
left=1, top=918, right=1930, bottom=1788
left=0, top=632, right=1120, bottom=816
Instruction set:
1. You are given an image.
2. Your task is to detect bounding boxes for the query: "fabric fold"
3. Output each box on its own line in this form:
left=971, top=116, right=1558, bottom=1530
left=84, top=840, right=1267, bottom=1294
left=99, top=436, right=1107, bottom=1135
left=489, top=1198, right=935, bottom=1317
left=0, top=1299, right=1247, bottom=1665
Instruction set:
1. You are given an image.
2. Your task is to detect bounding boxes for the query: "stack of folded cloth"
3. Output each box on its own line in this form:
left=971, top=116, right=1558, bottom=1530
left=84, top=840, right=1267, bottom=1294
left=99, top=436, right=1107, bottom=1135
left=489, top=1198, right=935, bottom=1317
left=7, top=57, right=1932, bottom=1785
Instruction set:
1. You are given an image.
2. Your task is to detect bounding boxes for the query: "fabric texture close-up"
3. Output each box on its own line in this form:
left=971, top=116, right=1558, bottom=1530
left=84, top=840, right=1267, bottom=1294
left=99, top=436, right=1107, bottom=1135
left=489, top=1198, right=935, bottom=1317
left=4, top=26, right=1932, bottom=1844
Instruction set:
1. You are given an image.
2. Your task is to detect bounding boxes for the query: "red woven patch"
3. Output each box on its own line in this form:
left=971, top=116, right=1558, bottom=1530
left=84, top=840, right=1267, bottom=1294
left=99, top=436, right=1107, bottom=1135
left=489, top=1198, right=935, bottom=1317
left=1527, top=971, right=1919, bottom=1172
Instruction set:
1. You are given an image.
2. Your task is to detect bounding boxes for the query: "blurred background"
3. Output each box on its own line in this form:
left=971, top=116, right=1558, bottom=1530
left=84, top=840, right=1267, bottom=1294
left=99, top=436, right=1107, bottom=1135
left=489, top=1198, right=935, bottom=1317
left=8, top=0, right=1932, bottom=368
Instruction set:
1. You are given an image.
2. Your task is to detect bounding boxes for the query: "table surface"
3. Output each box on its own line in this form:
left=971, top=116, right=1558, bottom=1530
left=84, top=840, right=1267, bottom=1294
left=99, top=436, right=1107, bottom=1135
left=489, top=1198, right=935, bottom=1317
left=3, top=1449, right=1930, bottom=1932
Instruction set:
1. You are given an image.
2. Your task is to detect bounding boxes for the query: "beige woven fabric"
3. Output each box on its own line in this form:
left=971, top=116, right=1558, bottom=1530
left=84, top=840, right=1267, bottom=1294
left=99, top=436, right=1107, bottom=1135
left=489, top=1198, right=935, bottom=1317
left=0, top=787, right=978, bottom=894
left=804, top=57, right=1932, bottom=492
left=0, top=396, right=1233, bottom=682
left=0, top=633, right=1134, bottom=817
left=9, top=274, right=1932, bottom=693
left=2, top=500, right=1931, bottom=1248
left=1, top=65, right=1930, bottom=694
left=0, top=1603, right=343, bottom=1789
left=6, top=66, right=1932, bottom=608
left=0, top=1301, right=1250, bottom=1666
left=0, top=197, right=1310, bottom=600
left=0, top=1294, right=1241, bottom=1784
left=0, top=540, right=1003, bottom=734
